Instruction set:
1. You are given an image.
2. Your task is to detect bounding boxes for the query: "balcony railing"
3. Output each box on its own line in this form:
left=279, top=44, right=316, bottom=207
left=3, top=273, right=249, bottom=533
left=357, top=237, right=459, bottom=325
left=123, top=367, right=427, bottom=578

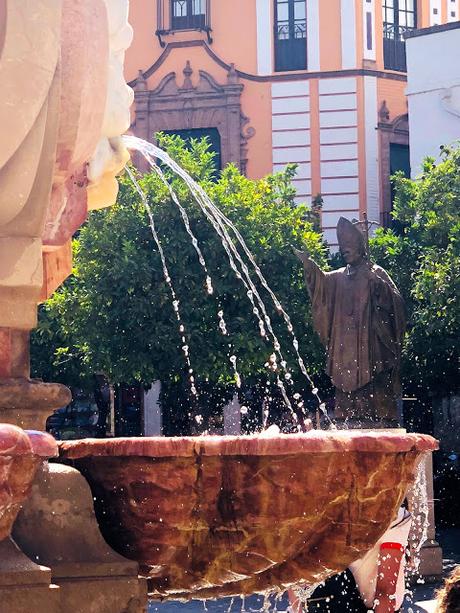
left=383, top=23, right=415, bottom=72
left=171, top=2, right=206, bottom=31
left=274, top=18, right=307, bottom=72
left=156, top=0, right=212, bottom=46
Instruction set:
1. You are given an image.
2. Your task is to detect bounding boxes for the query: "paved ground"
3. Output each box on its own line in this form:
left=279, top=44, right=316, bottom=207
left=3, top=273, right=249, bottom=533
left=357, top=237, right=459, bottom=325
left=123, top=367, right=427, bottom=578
left=149, top=594, right=289, bottom=613
left=148, top=529, right=460, bottom=612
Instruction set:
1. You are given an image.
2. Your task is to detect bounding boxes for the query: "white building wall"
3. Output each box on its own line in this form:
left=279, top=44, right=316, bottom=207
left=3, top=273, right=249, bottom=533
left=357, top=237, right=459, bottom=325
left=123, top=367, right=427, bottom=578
left=363, top=76, right=380, bottom=225
left=306, top=0, right=321, bottom=70
left=256, top=0, right=273, bottom=74
left=271, top=81, right=312, bottom=202
left=143, top=381, right=162, bottom=435
left=341, top=0, right=357, bottom=68
left=447, top=0, right=459, bottom=22
left=406, top=25, right=460, bottom=177
left=319, top=77, right=359, bottom=248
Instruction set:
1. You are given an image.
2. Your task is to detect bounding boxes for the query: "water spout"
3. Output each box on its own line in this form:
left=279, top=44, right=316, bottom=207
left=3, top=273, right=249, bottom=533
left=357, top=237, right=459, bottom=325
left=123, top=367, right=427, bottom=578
left=123, top=135, right=334, bottom=430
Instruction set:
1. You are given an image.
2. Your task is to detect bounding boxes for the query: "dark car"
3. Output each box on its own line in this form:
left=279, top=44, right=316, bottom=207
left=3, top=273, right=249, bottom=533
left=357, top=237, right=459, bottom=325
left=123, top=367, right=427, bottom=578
left=46, top=398, right=99, bottom=440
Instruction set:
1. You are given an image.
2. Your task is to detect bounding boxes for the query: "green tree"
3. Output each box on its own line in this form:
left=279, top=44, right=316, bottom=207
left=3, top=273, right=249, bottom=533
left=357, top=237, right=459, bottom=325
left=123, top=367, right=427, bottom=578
left=370, top=145, right=460, bottom=401
left=32, top=135, right=329, bottom=415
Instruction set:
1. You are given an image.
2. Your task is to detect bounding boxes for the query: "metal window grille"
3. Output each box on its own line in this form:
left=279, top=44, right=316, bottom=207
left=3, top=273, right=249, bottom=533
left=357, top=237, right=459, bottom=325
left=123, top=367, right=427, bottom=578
left=274, top=0, right=307, bottom=72
left=382, top=0, right=417, bottom=71
left=171, top=0, right=206, bottom=30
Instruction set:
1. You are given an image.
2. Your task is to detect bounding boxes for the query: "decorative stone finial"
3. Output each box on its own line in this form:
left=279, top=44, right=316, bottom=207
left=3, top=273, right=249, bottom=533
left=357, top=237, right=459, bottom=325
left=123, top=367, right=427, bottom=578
left=379, top=100, right=390, bottom=123
left=181, top=60, right=194, bottom=90
left=227, top=63, right=238, bottom=84
left=134, top=70, right=147, bottom=91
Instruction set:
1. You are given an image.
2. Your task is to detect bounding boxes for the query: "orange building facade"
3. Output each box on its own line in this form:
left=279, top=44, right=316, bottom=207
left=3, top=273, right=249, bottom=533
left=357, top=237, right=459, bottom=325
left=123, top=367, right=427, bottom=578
left=125, top=0, right=455, bottom=246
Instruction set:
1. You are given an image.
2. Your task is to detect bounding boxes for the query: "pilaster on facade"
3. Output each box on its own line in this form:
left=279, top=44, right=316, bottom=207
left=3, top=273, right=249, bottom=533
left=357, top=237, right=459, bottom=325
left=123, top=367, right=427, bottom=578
left=377, top=103, right=409, bottom=225
left=363, top=0, right=377, bottom=63
left=256, top=0, right=273, bottom=74
left=271, top=81, right=312, bottom=201
left=341, top=0, right=357, bottom=69
left=306, top=0, right=321, bottom=71
left=319, top=77, right=360, bottom=248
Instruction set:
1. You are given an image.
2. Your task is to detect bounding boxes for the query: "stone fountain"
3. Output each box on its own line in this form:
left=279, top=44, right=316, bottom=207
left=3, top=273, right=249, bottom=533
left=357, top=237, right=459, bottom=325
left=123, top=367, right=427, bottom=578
left=57, top=431, right=436, bottom=601
left=0, top=1, right=147, bottom=611
left=0, top=1, right=439, bottom=612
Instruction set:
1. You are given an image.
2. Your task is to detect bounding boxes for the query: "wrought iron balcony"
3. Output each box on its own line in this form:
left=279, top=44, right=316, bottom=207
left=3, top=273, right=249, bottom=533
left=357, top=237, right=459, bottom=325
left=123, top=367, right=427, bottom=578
left=155, top=0, right=212, bottom=47
left=274, top=18, right=307, bottom=72
left=383, top=23, right=415, bottom=72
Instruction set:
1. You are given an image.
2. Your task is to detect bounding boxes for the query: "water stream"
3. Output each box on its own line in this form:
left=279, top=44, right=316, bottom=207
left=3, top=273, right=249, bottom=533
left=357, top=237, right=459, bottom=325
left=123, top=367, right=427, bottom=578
left=126, top=166, right=198, bottom=398
left=123, top=135, right=334, bottom=430
left=407, top=453, right=430, bottom=578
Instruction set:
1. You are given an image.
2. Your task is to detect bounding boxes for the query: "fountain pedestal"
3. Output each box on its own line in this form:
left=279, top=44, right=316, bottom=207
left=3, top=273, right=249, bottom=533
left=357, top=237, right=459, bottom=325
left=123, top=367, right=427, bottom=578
left=13, top=463, right=147, bottom=613
left=0, top=539, right=60, bottom=613
left=0, top=1, right=150, bottom=608
left=0, top=425, right=60, bottom=612
left=0, top=329, right=72, bottom=430
left=409, top=452, right=443, bottom=581
left=0, top=331, right=147, bottom=612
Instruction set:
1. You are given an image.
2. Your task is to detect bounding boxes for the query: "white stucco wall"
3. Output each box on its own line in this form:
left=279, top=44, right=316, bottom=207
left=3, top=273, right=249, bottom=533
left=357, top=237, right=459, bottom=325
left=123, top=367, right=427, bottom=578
left=143, top=381, right=162, bottom=435
left=406, top=25, right=460, bottom=177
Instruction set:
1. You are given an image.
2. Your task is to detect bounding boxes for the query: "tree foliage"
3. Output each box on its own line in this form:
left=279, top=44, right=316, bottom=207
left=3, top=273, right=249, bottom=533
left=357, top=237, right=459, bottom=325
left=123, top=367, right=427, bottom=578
left=32, top=135, right=328, bottom=403
left=370, top=146, right=460, bottom=398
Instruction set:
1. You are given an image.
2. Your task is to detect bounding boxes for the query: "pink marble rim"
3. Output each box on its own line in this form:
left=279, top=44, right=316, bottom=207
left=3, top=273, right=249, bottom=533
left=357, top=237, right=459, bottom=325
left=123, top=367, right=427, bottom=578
left=25, top=430, right=58, bottom=458
left=0, top=424, right=31, bottom=456
left=0, top=425, right=57, bottom=458
left=58, top=431, right=438, bottom=460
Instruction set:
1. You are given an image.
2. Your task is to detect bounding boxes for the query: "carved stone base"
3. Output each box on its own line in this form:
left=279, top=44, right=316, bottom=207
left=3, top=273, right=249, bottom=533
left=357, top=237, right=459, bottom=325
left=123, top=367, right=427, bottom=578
left=0, top=377, right=71, bottom=430
left=418, top=539, right=444, bottom=582
left=418, top=453, right=443, bottom=580
left=13, top=462, right=148, bottom=613
left=0, top=537, right=60, bottom=613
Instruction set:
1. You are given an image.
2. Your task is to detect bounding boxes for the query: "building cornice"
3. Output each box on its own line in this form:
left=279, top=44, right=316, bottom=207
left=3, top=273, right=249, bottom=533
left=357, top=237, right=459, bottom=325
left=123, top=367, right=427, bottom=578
left=128, top=40, right=408, bottom=87
left=405, top=20, right=460, bottom=39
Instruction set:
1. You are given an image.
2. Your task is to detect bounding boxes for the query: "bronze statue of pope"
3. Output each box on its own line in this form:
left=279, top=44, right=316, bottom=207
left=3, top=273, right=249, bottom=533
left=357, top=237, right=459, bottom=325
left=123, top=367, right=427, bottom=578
left=294, top=217, right=406, bottom=427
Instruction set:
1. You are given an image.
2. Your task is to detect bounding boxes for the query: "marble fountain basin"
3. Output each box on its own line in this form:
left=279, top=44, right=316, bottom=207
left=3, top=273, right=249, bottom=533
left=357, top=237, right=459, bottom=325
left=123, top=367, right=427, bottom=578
left=0, top=424, right=57, bottom=541
left=58, top=430, right=437, bottom=600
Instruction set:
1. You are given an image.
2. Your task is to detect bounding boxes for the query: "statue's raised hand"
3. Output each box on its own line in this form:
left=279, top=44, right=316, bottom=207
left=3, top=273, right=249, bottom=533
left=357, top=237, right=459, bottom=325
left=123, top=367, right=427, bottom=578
left=292, top=246, right=311, bottom=265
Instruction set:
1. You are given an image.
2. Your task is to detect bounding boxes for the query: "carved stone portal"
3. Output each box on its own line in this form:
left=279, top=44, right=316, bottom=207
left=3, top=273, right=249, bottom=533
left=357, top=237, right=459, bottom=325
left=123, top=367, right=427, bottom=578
left=378, top=103, right=409, bottom=224
left=132, top=61, right=255, bottom=175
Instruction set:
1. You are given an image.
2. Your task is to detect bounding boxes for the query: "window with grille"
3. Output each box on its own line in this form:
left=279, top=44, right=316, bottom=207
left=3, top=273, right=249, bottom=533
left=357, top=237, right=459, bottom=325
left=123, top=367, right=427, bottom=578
left=163, top=128, right=221, bottom=177
left=274, top=0, right=307, bottom=72
left=171, top=0, right=206, bottom=30
left=382, top=0, right=416, bottom=71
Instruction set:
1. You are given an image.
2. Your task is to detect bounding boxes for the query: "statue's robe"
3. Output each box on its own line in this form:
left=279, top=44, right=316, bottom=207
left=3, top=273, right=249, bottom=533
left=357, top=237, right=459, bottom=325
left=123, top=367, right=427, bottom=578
left=302, top=259, right=406, bottom=422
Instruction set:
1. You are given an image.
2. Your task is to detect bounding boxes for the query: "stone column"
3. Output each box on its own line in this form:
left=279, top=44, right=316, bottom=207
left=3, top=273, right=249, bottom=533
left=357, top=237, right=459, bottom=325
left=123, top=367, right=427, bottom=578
left=413, top=453, right=444, bottom=580
left=144, top=381, right=162, bottom=436
left=132, top=71, right=150, bottom=173
left=223, top=393, right=241, bottom=435
left=0, top=328, right=71, bottom=430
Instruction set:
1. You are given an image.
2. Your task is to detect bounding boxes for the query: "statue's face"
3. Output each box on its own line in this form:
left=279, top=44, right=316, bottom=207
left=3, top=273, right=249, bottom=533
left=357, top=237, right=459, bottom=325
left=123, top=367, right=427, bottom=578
left=86, top=0, right=134, bottom=210
left=340, top=242, right=364, bottom=266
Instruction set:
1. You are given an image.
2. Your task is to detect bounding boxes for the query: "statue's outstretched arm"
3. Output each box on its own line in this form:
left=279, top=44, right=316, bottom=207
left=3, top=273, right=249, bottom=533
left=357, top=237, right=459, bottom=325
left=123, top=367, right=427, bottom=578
left=292, top=247, right=324, bottom=276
